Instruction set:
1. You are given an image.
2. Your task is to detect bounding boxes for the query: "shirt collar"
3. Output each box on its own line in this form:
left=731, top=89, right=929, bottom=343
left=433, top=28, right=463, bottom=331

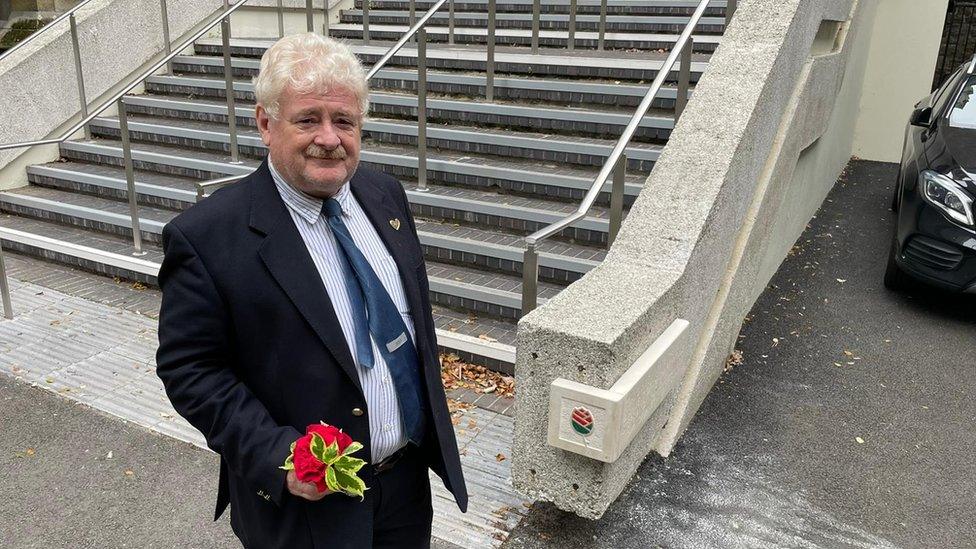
left=268, top=158, right=352, bottom=225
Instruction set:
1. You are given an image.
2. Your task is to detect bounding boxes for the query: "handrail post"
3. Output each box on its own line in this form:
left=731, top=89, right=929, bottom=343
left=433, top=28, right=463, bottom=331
left=323, top=0, right=330, bottom=36
left=409, top=0, right=416, bottom=27
left=0, top=241, right=12, bottom=320
left=161, top=0, right=173, bottom=74
left=675, top=36, right=692, bottom=121
left=486, top=0, right=496, bottom=101
left=68, top=14, right=90, bottom=140
left=416, top=27, right=429, bottom=192
left=568, top=0, right=577, bottom=51
left=117, top=99, right=147, bottom=257
left=278, top=0, right=285, bottom=37
left=726, top=0, right=737, bottom=26
left=448, top=0, right=455, bottom=44
left=521, top=242, right=539, bottom=317
left=598, top=0, right=607, bottom=50
left=531, top=0, right=540, bottom=53
left=222, top=0, right=241, bottom=164
left=363, top=0, right=370, bottom=44
left=306, top=0, right=315, bottom=32
left=607, top=153, right=625, bottom=246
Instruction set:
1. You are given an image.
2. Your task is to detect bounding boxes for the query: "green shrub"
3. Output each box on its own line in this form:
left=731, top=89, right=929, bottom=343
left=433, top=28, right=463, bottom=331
left=0, top=18, right=53, bottom=53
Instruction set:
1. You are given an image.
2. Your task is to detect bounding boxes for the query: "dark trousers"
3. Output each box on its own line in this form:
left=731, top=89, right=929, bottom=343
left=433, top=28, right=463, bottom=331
left=370, top=444, right=433, bottom=549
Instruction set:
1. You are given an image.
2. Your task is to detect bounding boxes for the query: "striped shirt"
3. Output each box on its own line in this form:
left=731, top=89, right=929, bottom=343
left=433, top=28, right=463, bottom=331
left=269, top=161, right=412, bottom=464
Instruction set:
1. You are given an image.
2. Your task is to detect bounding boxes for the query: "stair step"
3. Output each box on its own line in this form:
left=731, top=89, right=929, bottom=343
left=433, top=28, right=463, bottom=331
left=87, top=112, right=663, bottom=172
left=403, top=181, right=614, bottom=245
left=60, top=139, right=646, bottom=207
left=27, top=162, right=197, bottom=211
left=340, top=10, right=726, bottom=33
left=121, top=92, right=675, bottom=143
left=67, top=128, right=621, bottom=244
left=326, top=24, right=722, bottom=51
left=353, top=0, right=728, bottom=16
left=0, top=215, right=517, bottom=370
left=0, top=187, right=558, bottom=320
left=146, top=72, right=689, bottom=110
left=19, top=160, right=607, bottom=277
left=186, top=39, right=710, bottom=81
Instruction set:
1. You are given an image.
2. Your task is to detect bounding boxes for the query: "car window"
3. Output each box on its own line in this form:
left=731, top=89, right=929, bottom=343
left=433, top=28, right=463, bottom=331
left=948, top=75, right=976, bottom=129
left=933, top=67, right=966, bottom=117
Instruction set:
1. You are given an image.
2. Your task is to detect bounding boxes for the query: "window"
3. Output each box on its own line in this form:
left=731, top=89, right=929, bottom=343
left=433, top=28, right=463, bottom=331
left=948, top=75, right=976, bottom=129
left=932, top=67, right=966, bottom=118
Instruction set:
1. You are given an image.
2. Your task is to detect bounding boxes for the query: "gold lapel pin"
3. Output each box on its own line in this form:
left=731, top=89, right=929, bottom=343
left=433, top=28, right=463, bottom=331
left=389, top=218, right=401, bottom=231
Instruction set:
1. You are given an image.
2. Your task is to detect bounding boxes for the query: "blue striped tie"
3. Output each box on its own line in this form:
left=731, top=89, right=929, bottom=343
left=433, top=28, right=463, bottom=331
left=322, top=198, right=426, bottom=444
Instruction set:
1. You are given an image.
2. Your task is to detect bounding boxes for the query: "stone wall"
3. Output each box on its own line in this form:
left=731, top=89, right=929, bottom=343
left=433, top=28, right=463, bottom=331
left=0, top=0, right=223, bottom=189
left=512, top=0, right=897, bottom=519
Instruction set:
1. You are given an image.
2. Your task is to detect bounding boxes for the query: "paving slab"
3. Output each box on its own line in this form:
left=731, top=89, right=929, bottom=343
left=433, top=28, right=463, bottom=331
left=502, top=161, right=976, bottom=549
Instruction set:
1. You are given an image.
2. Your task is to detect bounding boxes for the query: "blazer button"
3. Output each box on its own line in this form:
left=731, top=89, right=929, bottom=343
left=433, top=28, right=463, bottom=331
left=352, top=407, right=364, bottom=417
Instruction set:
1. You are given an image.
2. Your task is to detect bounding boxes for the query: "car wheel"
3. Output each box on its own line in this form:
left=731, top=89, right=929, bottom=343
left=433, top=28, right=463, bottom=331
left=883, top=236, right=912, bottom=291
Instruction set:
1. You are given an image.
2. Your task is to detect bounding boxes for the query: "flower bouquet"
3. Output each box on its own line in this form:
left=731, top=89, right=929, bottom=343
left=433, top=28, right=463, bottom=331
left=280, top=422, right=367, bottom=499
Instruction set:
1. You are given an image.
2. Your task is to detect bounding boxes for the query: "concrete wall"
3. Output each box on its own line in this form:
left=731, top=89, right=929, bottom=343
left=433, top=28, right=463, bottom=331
left=852, top=0, right=949, bottom=162
left=227, top=0, right=352, bottom=39
left=0, top=0, right=223, bottom=190
left=512, top=0, right=904, bottom=519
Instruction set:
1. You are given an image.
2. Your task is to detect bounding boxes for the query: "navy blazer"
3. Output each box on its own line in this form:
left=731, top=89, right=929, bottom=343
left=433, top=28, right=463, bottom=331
left=155, top=161, right=467, bottom=548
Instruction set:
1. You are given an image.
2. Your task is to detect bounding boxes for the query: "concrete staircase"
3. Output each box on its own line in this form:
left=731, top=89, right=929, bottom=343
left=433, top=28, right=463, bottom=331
left=0, top=0, right=727, bottom=372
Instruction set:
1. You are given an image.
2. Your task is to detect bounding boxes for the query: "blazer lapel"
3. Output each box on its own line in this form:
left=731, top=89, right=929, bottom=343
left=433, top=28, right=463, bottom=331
left=248, top=161, right=364, bottom=396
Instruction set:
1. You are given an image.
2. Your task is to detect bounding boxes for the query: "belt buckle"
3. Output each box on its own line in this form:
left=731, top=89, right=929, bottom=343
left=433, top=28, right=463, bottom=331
left=373, top=446, right=407, bottom=474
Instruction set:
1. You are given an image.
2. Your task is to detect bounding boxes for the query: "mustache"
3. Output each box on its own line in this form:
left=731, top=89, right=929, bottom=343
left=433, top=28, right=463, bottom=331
left=304, top=143, right=347, bottom=160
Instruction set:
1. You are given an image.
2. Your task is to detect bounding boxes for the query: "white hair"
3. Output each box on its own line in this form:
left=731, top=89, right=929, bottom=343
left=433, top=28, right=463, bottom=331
left=253, top=33, right=369, bottom=119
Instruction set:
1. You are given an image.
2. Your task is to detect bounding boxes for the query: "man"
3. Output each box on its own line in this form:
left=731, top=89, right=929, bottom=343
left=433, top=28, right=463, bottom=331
left=155, top=33, right=467, bottom=548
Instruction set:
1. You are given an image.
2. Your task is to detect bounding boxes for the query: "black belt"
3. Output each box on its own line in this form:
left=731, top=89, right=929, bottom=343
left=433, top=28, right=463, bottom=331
left=373, top=445, right=410, bottom=474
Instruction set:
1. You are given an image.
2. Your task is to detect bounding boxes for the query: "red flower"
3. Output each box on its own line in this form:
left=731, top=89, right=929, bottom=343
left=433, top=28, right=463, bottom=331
left=306, top=422, right=353, bottom=454
left=282, top=422, right=366, bottom=496
left=292, top=433, right=328, bottom=492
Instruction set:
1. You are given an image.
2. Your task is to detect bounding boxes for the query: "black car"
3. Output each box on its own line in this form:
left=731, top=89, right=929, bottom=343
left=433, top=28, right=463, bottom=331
left=886, top=54, right=976, bottom=293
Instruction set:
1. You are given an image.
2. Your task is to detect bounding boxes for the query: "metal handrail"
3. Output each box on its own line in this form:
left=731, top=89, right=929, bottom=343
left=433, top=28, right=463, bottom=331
left=0, top=0, right=256, bottom=258
left=365, top=0, right=449, bottom=79
left=0, top=0, right=96, bottom=64
left=0, top=1, right=252, bottom=152
left=198, top=0, right=460, bottom=200
left=520, top=0, right=723, bottom=315
left=0, top=241, right=12, bottom=319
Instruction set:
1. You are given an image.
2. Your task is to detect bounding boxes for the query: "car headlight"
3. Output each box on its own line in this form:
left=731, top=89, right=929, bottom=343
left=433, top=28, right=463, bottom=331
left=920, top=170, right=974, bottom=226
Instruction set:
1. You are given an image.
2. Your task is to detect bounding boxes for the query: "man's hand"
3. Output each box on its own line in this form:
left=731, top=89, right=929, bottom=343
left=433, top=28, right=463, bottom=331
left=286, top=470, right=333, bottom=501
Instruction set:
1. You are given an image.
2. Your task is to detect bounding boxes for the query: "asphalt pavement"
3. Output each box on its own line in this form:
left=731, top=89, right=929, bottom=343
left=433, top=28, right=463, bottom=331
left=503, top=161, right=976, bottom=549
left=0, top=372, right=239, bottom=548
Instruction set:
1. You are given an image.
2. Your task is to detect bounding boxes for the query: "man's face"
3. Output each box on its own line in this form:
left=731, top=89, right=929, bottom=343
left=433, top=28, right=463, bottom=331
left=256, top=85, right=362, bottom=199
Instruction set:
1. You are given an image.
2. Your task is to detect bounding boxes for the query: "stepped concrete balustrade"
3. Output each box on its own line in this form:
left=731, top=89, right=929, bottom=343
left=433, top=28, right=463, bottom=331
left=513, top=0, right=946, bottom=519
left=0, top=0, right=263, bottom=256
left=0, top=0, right=225, bottom=188
left=520, top=0, right=712, bottom=316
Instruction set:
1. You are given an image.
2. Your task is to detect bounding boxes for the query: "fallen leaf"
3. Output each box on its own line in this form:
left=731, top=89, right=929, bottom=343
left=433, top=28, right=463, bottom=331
left=478, top=334, right=498, bottom=343
left=495, top=453, right=506, bottom=462
left=25, top=448, right=35, bottom=457
left=124, top=470, right=135, bottom=477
